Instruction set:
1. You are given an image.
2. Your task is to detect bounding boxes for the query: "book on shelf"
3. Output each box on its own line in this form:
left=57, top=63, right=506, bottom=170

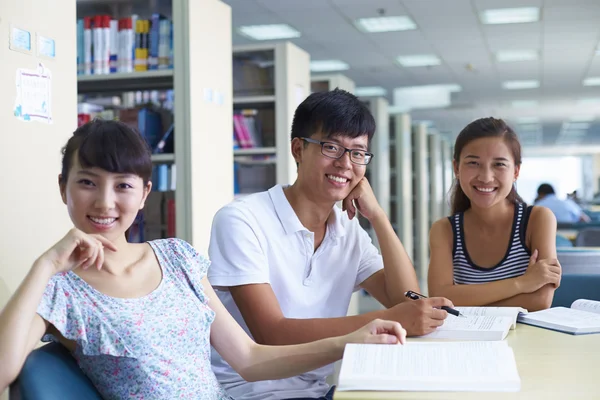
left=416, top=307, right=527, bottom=341
left=77, top=13, right=172, bottom=76
left=517, top=299, right=600, bottom=335
left=233, top=110, right=264, bottom=149
left=337, top=341, right=521, bottom=392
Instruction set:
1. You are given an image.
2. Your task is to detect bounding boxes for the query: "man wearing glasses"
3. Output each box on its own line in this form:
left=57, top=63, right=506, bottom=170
left=208, top=89, right=453, bottom=400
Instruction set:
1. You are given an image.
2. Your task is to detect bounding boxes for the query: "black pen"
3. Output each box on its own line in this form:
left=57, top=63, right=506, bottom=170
left=404, top=290, right=466, bottom=318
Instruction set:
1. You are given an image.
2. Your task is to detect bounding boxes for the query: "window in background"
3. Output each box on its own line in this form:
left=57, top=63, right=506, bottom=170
left=519, top=156, right=583, bottom=204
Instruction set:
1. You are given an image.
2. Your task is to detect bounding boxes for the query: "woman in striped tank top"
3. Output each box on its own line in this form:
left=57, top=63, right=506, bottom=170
left=428, top=118, right=561, bottom=312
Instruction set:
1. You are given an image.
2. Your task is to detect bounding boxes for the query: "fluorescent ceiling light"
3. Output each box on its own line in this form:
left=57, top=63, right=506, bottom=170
left=481, top=7, right=540, bottom=25
left=238, top=24, right=300, bottom=41
left=496, top=50, right=538, bottom=62
left=397, top=54, right=441, bottom=67
left=583, top=77, right=600, bottom=86
left=570, top=115, right=595, bottom=122
left=310, top=60, right=349, bottom=72
left=355, top=16, right=416, bottom=33
left=502, top=80, right=540, bottom=90
left=393, top=84, right=455, bottom=111
left=355, top=86, right=387, bottom=96
left=511, top=100, right=538, bottom=108
left=517, top=117, right=540, bottom=124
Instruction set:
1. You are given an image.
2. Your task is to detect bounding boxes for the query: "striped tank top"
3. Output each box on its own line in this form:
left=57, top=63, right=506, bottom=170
left=450, top=202, right=533, bottom=284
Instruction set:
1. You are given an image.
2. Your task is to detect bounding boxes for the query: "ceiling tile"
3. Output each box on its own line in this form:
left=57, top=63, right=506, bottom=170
left=223, top=0, right=600, bottom=146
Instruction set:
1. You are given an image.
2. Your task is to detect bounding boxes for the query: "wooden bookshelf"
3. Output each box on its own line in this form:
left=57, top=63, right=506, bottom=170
left=76, top=0, right=233, bottom=253
left=412, top=122, right=430, bottom=289
left=310, top=73, right=355, bottom=94
left=151, top=153, right=175, bottom=163
left=358, top=96, right=391, bottom=248
left=390, top=113, right=414, bottom=261
left=77, top=70, right=174, bottom=93
left=233, top=95, right=276, bottom=105
left=232, top=42, right=310, bottom=196
left=429, top=133, right=444, bottom=226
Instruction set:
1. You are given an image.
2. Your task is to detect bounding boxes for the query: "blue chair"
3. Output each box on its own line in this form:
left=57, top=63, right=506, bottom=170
left=551, top=273, right=600, bottom=308
left=575, top=228, right=600, bottom=247
left=9, top=342, right=102, bottom=400
left=556, top=234, right=573, bottom=248
left=584, top=210, right=600, bottom=222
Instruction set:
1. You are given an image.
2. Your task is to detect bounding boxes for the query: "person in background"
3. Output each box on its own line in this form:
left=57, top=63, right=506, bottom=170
left=208, top=89, right=452, bottom=400
left=535, top=183, right=590, bottom=223
left=567, top=190, right=582, bottom=205
left=428, top=117, right=561, bottom=312
left=0, top=120, right=407, bottom=399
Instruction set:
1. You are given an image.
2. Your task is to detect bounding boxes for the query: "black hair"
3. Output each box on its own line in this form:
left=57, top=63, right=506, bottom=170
left=60, top=119, right=153, bottom=185
left=537, top=183, right=555, bottom=196
left=451, top=117, right=525, bottom=214
left=290, top=88, right=376, bottom=143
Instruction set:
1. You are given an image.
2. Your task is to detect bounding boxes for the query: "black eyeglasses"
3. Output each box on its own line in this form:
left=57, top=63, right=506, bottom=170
left=301, top=138, right=373, bottom=165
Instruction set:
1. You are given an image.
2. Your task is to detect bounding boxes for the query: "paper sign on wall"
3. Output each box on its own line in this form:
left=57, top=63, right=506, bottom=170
left=14, top=63, right=53, bottom=124
left=9, top=25, right=32, bottom=55
left=36, top=34, right=56, bottom=59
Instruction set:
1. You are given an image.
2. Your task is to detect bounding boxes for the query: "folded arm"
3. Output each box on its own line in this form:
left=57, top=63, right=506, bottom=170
left=427, top=218, right=525, bottom=305
left=491, top=207, right=559, bottom=310
left=427, top=207, right=558, bottom=311
left=488, top=284, right=555, bottom=310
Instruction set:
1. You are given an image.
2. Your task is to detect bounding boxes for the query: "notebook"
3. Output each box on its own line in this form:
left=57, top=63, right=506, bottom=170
left=337, top=341, right=521, bottom=392
left=417, top=312, right=516, bottom=341
left=454, top=307, right=528, bottom=329
left=517, top=299, right=600, bottom=335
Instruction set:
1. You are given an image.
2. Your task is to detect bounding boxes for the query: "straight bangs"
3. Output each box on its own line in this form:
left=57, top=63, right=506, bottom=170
left=75, top=120, right=152, bottom=183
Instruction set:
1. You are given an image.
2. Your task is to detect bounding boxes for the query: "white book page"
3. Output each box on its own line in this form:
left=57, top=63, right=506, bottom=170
left=521, top=307, right=600, bottom=329
left=571, top=299, right=600, bottom=315
left=420, top=315, right=513, bottom=340
left=338, top=342, right=520, bottom=391
left=455, top=307, right=528, bottom=329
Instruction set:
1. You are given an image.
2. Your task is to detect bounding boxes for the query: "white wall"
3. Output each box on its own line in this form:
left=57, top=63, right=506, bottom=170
left=1, top=0, right=76, bottom=398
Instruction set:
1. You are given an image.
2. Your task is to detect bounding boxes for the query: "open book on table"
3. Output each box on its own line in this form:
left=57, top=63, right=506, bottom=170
left=517, top=299, right=600, bottom=335
left=337, top=341, right=521, bottom=392
left=455, top=306, right=528, bottom=329
left=417, top=307, right=528, bottom=341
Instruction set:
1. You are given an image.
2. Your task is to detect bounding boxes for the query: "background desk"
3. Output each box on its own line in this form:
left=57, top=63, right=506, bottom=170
left=334, top=324, right=600, bottom=399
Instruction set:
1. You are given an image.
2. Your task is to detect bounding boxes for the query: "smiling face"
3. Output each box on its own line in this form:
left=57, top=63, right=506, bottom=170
left=292, top=132, right=370, bottom=203
left=59, top=158, right=151, bottom=242
left=454, top=136, right=520, bottom=210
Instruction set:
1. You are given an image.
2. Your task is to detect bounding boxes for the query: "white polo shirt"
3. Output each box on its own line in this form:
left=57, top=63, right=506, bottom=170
left=208, top=185, right=383, bottom=400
